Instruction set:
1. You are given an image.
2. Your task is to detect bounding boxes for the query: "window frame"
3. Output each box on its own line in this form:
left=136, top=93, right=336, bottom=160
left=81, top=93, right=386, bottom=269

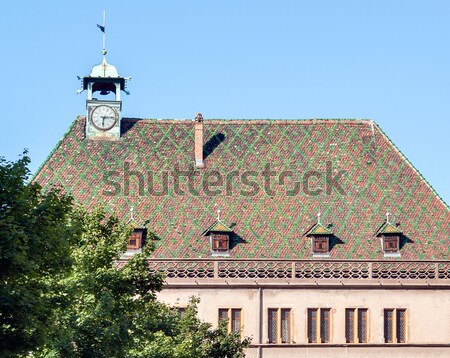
left=127, top=228, right=147, bottom=250
left=267, top=308, right=291, bottom=344
left=307, top=308, right=331, bottom=343
left=345, top=308, right=368, bottom=343
left=174, top=306, right=186, bottom=317
left=384, top=308, right=407, bottom=343
left=381, top=235, right=400, bottom=257
left=211, top=233, right=230, bottom=256
left=218, top=308, right=243, bottom=336
left=311, top=236, right=330, bottom=257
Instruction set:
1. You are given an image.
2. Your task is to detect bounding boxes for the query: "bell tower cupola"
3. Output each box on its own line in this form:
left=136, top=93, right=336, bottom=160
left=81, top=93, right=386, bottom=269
left=79, top=12, right=130, bottom=140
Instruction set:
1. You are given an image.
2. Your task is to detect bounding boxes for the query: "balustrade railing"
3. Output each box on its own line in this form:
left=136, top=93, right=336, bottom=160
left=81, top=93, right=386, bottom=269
left=142, top=259, right=450, bottom=282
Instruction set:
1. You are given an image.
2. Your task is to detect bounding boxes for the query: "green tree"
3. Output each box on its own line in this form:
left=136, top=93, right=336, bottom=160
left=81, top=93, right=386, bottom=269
left=129, top=297, right=251, bottom=358
left=39, top=207, right=164, bottom=358
left=0, top=154, right=250, bottom=357
left=40, top=208, right=250, bottom=358
left=0, top=153, right=74, bottom=357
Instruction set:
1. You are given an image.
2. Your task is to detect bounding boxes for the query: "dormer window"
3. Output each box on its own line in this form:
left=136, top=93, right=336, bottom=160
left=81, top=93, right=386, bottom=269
left=305, top=213, right=333, bottom=257
left=376, top=212, right=403, bottom=258
left=127, top=228, right=147, bottom=251
left=202, top=212, right=234, bottom=257
left=211, top=233, right=229, bottom=253
left=126, top=208, right=147, bottom=252
left=383, top=235, right=399, bottom=254
left=381, top=233, right=400, bottom=257
left=312, top=236, right=329, bottom=255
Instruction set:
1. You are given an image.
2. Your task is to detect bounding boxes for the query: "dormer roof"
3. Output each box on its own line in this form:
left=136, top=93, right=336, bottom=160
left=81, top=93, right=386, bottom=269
left=376, top=221, right=402, bottom=236
left=202, top=220, right=234, bottom=236
left=128, top=219, right=145, bottom=229
left=305, top=222, right=333, bottom=236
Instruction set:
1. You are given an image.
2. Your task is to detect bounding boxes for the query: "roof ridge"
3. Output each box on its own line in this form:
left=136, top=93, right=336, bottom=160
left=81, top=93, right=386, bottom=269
left=121, top=118, right=374, bottom=125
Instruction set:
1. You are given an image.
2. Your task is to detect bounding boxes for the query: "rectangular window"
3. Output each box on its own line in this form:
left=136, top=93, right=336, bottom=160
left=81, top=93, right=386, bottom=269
left=307, top=309, right=317, bottom=343
left=308, top=308, right=331, bottom=343
left=396, top=309, right=406, bottom=343
left=218, top=308, right=242, bottom=335
left=358, top=309, right=368, bottom=343
left=281, top=309, right=290, bottom=343
left=320, top=309, right=330, bottom=343
left=176, top=307, right=186, bottom=317
left=313, top=237, right=329, bottom=254
left=384, top=309, right=407, bottom=343
left=345, top=309, right=355, bottom=343
left=268, top=309, right=278, bottom=343
left=212, top=234, right=229, bottom=252
left=384, top=309, right=394, bottom=343
left=268, top=308, right=291, bottom=344
left=128, top=229, right=145, bottom=250
left=219, top=308, right=229, bottom=321
left=383, top=236, right=399, bottom=253
left=231, top=309, right=241, bottom=334
left=346, top=308, right=368, bottom=343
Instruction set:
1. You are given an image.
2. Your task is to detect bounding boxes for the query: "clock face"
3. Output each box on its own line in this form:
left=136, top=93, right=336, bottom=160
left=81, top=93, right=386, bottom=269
left=90, top=105, right=118, bottom=131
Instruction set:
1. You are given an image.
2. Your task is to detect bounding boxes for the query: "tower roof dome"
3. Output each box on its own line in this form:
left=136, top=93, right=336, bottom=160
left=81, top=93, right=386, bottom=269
left=89, top=56, right=120, bottom=78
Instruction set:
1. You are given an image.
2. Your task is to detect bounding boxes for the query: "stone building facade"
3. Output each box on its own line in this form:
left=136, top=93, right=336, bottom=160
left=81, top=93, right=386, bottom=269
left=34, top=55, right=450, bottom=357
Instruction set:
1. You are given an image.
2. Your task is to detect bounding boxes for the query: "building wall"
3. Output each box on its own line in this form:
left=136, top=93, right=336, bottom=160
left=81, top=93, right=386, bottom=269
left=158, top=286, right=450, bottom=358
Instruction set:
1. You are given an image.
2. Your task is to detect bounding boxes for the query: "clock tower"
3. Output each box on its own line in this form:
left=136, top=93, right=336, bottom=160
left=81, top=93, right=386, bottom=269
left=80, top=18, right=129, bottom=140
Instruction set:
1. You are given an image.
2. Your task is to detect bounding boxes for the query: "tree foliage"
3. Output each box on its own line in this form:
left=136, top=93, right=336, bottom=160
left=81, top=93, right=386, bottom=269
left=37, top=207, right=164, bottom=358
left=41, top=208, right=250, bottom=358
left=1, top=154, right=250, bottom=357
left=128, top=297, right=251, bottom=358
left=0, top=153, right=74, bottom=357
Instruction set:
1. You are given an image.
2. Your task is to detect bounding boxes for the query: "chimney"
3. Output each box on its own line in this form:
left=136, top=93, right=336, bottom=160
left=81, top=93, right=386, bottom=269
left=194, top=112, right=204, bottom=168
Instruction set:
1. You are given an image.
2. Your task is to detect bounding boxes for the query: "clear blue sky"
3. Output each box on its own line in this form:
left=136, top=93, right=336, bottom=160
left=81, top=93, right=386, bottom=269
left=0, top=1, right=449, bottom=206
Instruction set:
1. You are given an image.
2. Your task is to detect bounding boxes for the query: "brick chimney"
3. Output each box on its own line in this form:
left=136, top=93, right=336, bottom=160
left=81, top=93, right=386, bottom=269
left=194, top=112, right=204, bottom=168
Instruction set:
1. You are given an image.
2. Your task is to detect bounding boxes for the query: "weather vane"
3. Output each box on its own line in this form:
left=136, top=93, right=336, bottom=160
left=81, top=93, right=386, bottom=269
left=97, top=10, right=107, bottom=57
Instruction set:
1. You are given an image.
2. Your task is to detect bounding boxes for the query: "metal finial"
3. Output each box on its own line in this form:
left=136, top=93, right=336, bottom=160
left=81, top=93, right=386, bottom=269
left=317, top=212, right=321, bottom=224
left=102, top=11, right=106, bottom=58
left=96, top=10, right=107, bottom=60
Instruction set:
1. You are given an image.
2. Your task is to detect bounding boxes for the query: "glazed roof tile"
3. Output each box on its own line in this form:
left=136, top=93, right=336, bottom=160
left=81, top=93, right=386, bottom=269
left=34, top=117, right=450, bottom=260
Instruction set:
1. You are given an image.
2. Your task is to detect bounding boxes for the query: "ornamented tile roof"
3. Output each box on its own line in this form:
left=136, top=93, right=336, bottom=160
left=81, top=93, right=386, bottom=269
left=34, top=117, right=450, bottom=260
